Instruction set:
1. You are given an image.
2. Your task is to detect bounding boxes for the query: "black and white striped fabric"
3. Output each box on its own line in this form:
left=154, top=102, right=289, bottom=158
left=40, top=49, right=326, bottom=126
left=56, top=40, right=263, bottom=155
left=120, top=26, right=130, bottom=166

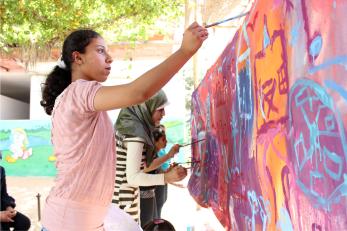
left=112, top=132, right=146, bottom=223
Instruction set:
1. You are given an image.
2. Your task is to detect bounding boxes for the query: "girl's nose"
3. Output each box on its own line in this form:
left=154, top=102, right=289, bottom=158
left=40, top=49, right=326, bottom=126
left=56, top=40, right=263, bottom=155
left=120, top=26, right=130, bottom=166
left=106, top=52, right=113, bottom=63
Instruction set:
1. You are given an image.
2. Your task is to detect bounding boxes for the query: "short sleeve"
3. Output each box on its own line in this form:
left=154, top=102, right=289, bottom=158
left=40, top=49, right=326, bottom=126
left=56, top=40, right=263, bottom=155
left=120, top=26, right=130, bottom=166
left=70, top=80, right=102, bottom=113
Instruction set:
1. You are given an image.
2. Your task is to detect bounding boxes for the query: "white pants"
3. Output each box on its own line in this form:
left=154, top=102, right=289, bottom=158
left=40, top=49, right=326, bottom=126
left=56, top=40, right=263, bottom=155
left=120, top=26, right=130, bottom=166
left=104, top=204, right=143, bottom=231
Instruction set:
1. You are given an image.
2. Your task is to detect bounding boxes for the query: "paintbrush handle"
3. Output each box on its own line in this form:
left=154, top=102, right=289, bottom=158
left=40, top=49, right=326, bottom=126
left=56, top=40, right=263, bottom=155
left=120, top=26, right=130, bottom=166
left=176, top=160, right=200, bottom=165
left=204, top=12, right=249, bottom=28
left=179, top=138, right=205, bottom=147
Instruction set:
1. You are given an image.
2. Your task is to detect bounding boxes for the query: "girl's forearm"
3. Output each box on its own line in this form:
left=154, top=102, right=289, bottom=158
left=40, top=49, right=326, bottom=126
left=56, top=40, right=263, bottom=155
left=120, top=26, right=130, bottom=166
left=132, top=49, right=192, bottom=100
left=144, top=153, right=173, bottom=173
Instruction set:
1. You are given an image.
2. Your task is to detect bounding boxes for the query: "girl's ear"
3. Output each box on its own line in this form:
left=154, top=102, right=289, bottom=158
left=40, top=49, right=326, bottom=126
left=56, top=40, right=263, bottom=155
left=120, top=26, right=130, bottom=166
left=72, top=51, right=83, bottom=65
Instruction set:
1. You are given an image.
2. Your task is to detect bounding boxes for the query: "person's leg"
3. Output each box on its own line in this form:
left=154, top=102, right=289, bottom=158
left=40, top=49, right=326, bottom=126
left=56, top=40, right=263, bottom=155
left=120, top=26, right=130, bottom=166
left=12, top=211, right=31, bottom=231
left=0, top=221, right=11, bottom=231
left=140, top=196, right=156, bottom=228
left=155, top=184, right=168, bottom=218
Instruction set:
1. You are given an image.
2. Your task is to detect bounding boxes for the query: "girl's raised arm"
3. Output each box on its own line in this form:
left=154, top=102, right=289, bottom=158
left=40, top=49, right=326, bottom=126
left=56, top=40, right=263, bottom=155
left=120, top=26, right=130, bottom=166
left=93, top=22, right=208, bottom=111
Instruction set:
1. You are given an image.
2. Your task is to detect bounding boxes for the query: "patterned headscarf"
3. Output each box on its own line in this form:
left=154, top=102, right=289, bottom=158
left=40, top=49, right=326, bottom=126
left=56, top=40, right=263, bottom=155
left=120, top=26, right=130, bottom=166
left=115, top=90, right=168, bottom=164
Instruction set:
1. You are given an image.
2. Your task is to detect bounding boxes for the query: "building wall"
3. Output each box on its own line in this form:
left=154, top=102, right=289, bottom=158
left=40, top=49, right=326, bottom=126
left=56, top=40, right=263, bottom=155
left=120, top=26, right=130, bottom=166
left=0, top=95, right=29, bottom=119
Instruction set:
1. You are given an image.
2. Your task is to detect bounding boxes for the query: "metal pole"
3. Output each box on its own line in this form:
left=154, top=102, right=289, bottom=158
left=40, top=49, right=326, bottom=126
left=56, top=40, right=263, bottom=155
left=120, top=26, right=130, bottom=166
left=36, top=193, right=41, bottom=221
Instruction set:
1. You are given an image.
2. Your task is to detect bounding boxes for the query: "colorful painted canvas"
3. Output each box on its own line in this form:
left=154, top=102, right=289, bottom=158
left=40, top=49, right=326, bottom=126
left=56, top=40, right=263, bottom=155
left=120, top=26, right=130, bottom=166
left=189, top=0, right=347, bottom=230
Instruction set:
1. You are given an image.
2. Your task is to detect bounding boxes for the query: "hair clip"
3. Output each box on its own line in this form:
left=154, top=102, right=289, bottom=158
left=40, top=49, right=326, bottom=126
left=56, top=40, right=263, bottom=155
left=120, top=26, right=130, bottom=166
left=57, top=56, right=67, bottom=70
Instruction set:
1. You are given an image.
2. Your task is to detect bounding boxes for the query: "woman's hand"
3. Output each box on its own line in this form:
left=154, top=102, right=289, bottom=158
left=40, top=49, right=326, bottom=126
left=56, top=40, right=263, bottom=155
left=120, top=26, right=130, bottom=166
left=180, top=22, right=208, bottom=57
left=164, top=165, right=187, bottom=183
left=0, top=210, right=15, bottom=222
left=168, top=144, right=180, bottom=158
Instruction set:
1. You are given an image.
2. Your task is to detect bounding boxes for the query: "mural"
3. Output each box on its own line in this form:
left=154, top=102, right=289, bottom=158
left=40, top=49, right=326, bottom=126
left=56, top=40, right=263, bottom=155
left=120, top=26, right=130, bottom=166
left=0, top=119, right=185, bottom=176
left=0, top=120, right=56, bottom=176
left=188, top=0, right=347, bottom=230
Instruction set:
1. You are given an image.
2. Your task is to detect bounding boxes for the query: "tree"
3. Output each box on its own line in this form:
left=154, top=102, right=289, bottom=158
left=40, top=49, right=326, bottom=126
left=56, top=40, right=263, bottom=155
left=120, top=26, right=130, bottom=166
left=0, top=0, right=183, bottom=54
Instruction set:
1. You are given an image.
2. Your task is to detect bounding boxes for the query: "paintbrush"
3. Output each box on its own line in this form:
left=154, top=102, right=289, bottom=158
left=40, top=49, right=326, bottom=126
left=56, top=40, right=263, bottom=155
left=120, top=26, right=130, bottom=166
left=204, top=11, right=249, bottom=28
left=179, top=138, right=206, bottom=147
left=170, top=160, right=201, bottom=169
left=176, top=160, right=201, bottom=165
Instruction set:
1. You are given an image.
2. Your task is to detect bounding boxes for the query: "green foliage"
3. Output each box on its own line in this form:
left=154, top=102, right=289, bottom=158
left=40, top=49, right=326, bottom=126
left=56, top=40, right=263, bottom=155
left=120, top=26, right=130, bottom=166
left=0, top=0, right=184, bottom=52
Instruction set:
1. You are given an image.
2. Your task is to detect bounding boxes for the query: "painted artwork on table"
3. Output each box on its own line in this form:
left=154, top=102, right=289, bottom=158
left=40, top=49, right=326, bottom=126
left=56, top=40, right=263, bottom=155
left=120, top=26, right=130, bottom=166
left=188, top=0, right=347, bottom=230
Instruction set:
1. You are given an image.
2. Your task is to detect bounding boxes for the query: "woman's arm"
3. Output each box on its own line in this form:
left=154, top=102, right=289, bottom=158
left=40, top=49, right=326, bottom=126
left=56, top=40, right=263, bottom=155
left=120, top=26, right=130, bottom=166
left=125, top=140, right=186, bottom=185
left=143, top=144, right=180, bottom=173
left=125, top=138, right=165, bottom=187
left=93, top=22, right=208, bottom=111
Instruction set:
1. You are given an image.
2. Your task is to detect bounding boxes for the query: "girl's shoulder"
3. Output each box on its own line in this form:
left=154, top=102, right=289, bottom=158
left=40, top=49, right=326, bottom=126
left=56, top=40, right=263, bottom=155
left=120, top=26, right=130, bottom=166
left=71, top=79, right=101, bottom=89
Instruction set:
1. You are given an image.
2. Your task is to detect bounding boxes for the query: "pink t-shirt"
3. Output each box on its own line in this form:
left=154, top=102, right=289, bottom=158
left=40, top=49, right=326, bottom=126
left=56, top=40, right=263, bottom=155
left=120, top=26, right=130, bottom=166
left=42, top=80, right=116, bottom=231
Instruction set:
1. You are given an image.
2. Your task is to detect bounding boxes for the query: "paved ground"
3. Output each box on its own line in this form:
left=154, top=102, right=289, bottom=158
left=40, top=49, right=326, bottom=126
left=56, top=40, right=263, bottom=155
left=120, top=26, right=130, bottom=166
left=6, top=174, right=224, bottom=231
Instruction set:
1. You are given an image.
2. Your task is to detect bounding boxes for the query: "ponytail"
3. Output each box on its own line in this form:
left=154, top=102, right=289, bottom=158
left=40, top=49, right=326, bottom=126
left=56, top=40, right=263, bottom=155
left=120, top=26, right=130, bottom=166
left=40, top=29, right=100, bottom=115
left=40, top=66, right=71, bottom=115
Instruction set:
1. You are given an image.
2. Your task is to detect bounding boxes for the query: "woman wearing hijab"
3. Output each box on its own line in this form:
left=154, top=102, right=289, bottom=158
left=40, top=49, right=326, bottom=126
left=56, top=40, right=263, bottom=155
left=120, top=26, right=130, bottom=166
left=112, top=90, right=187, bottom=226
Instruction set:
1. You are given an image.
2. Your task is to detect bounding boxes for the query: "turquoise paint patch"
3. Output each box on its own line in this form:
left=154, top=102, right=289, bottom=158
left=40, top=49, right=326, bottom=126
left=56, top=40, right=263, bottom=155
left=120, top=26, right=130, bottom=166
left=309, top=35, right=323, bottom=60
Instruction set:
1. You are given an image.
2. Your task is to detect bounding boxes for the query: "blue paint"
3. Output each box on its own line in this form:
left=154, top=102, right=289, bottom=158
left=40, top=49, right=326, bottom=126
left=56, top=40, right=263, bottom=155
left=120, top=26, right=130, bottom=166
left=309, top=56, right=347, bottom=74
left=0, top=120, right=51, bottom=130
left=234, top=26, right=254, bottom=173
left=236, top=24, right=251, bottom=64
left=247, top=190, right=271, bottom=231
left=309, top=35, right=323, bottom=60
left=289, top=79, right=347, bottom=210
left=263, top=23, right=270, bottom=50
left=323, top=146, right=343, bottom=181
left=237, top=48, right=250, bottom=63
left=221, top=144, right=232, bottom=183
left=290, top=22, right=301, bottom=46
left=310, top=170, right=324, bottom=197
left=0, top=127, right=52, bottom=150
left=324, top=79, right=347, bottom=102
left=276, top=207, right=293, bottom=231
left=242, top=23, right=250, bottom=46
left=294, top=82, right=332, bottom=110
left=324, top=114, right=335, bottom=131
left=237, top=65, right=253, bottom=120
left=293, top=133, right=307, bottom=171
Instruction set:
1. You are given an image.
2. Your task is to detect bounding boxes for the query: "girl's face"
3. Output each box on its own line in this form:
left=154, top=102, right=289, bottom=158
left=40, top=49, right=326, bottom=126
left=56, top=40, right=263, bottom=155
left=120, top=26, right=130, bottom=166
left=152, top=108, right=165, bottom=126
left=74, top=37, right=113, bottom=82
left=155, top=134, right=167, bottom=151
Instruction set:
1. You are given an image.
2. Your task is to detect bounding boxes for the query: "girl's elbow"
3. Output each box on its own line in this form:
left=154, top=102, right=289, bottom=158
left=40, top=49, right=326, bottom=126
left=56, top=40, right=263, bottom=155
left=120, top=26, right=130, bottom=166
left=137, top=89, right=152, bottom=103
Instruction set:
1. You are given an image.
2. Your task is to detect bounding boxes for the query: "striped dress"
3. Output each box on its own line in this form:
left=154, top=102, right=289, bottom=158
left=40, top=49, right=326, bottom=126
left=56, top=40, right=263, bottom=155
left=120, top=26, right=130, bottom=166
left=112, top=132, right=146, bottom=223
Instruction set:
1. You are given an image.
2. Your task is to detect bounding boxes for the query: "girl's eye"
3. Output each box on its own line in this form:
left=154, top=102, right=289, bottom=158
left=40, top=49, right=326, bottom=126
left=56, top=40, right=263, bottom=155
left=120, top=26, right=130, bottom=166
left=98, top=49, right=105, bottom=54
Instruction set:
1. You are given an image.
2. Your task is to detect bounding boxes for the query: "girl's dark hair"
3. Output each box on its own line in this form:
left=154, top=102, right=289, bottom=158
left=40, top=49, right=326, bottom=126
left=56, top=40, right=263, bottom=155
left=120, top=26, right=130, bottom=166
left=142, top=219, right=175, bottom=231
left=40, top=29, right=100, bottom=115
left=153, top=125, right=166, bottom=141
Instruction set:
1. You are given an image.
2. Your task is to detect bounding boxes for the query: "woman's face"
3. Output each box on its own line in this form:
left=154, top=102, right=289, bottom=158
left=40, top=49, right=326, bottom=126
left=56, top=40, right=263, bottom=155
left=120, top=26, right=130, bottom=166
left=155, top=134, right=167, bottom=151
left=152, top=108, right=165, bottom=126
left=75, top=37, right=113, bottom=82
